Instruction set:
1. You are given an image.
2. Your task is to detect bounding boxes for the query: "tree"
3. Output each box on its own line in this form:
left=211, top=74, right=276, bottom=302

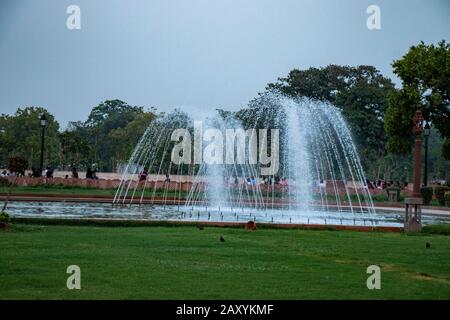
left=427, top=128, right=450, bottom=181
left=262, top=65, right=395, bottom=177
left=59, top=121, right=92, bottom=169
left=0, top=107, right=60, bottom=169
left=8, top=156, right=28, bottom=175
left=84, top=100, right=145, bottom=171
left=58, top=101, right=158, bottom=172
left=443, top=139, right=450, bottom=161
left=86, top=99, right=143, bottom=128
left=109, top=111, right=157, bottom=164
left=384, top=90, right=416, bottom=154
left=385, top=40, right=450, bottom=159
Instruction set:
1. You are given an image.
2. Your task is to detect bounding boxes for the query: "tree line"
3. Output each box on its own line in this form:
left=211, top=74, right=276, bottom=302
left=0, top=100, right=158, bottom=173
left=0, top=41, right=448, bottom=180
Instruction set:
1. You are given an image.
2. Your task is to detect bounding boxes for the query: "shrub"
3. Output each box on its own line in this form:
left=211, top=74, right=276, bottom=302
left=445, top=192, right=450, bottom=207
left=0, top=177, right=12, bottom=187
left=435, top=186, right=450, bottom=206
left=386, top=187, right=400, bottom=202
left=422, top=224, right=450, bottom=235
left=420, top=187, right=433, bottom=205
left=371, top=194, right=389, bottom=202
left=8, top=156, right=28, bottom=175
left=0, top=211, right=11, bottom=224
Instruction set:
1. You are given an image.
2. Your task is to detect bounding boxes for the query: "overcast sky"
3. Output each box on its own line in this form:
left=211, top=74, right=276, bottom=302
left=0, top=0, right=449, bottom=128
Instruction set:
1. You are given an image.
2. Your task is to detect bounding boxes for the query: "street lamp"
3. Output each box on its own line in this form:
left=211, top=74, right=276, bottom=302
left=39, top=113, right=47, bottom=176
left=423, top=122, right=431, bottom=187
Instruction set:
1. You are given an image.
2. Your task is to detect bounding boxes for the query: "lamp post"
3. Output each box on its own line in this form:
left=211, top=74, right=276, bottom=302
left=39, top=113, right=47, bottom=176
left=423, top=122, right=430, bottom=187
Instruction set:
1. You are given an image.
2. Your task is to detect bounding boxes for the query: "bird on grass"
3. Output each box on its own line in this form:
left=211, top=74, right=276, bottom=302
left=196, top=224, right=204, bottom=230
left=426, top=242, right=431, bottom=249
left=220, top=236, right=225, bottom=242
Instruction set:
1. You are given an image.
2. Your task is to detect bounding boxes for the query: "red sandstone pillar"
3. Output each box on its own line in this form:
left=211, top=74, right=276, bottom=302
left=412, top=109, right=423, bottom=198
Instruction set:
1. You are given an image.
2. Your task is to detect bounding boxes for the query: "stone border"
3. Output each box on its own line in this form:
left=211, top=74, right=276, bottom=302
left=10, top=216, right=402, bottom=232
left=1, top=192, right=449, bottom=212
left=1, top=175, right=391, bottom=195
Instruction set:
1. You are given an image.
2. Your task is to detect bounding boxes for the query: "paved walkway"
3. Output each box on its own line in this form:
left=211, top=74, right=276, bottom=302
left=375, top=205, right=450, bottom=217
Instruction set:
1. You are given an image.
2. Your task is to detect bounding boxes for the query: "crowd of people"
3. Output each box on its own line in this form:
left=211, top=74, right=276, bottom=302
left=221, top=175, right=288, bottom=187
left=2, top=166, right=450, bottom=188
left=0, top=166, right=99, bottom=180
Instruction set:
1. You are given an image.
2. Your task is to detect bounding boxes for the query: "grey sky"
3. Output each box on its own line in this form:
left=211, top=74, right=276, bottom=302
left=0, top=0, right=449, bottom=128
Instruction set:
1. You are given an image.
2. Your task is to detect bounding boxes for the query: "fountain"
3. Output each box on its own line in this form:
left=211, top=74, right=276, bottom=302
left=109, top=92, right=382, bottom=226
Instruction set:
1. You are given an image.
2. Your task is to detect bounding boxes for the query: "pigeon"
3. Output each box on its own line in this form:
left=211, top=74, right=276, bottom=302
left=426, top=242, right=431, bottom=249
left=220, top=236, right=225, bottom=242
left=196, top=225, right=204, bottom=230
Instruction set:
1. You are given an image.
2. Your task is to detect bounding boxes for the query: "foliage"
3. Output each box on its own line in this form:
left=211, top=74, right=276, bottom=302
left=0, top=101, right=159, bottom=173
left=384, top=90, right=416, bottom=154
left=1, top=43, right=448, bottom=180
left=59, top=121, right=93, bottom=169
left=0, top=107, right=60, bottom=169
left=385, top=187, right=401, bottom=201
left=443, top=138, right=450, bottom=161
left=58, top=100, right=158, bottom=172
left=370, top=193, right=389, bottom=202
left=434, top=186, right=450, bottom=206
left=422, top=224, right=450, bottom=236
left=445, top=192, right=450, bottom=207
left=0, top=177, right=12, bottom=187
left=420, top=187, right=433, bottom=205
left=84, top=100, right=146, bottom=171
left=426, top=128, right=450, bottom=182
left=0, top=211, right=11, bottom=224
left=249, top=64, right=396, bottom=176
left=109, top=111, right=157, bottom=164
left=372, top=154, right=412, bottom=183
left=385, top=40, right=450, bottom=159
left=85, top=99, right=143, bottom=127
left=8, top=156, right=28, bottom=174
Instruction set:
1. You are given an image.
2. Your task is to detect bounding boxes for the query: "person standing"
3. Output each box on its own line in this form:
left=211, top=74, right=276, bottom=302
left=72, top=167, right=79, bottom=179
left=140, top=167, right=148, bottom=182
left=86, top=167, right=93, bottom=179
left=165, top=171, right=170, bottom=182
left=45, top=166, right=54, bottom=178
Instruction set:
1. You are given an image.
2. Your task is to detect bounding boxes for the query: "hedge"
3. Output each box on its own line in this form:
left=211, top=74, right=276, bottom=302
left=386, top=187, right=401, bottom=202
left=435, top=186, right=450, bottom=206
left=420, top=187, right=433, bottom=205
left=445, top=191, right=450, bottom=207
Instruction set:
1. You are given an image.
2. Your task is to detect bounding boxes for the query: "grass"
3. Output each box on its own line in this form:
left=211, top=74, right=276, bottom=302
left=0, top=185, right=186, bottom=197
left=422, top=224, right=450, bottom=236
left=1, top=223, right=450, bottom=299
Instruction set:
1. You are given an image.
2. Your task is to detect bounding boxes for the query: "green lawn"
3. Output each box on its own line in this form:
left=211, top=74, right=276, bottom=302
left=1, top=224, right=450, bottom=299
left=0, top=185, right=185, bottom=197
